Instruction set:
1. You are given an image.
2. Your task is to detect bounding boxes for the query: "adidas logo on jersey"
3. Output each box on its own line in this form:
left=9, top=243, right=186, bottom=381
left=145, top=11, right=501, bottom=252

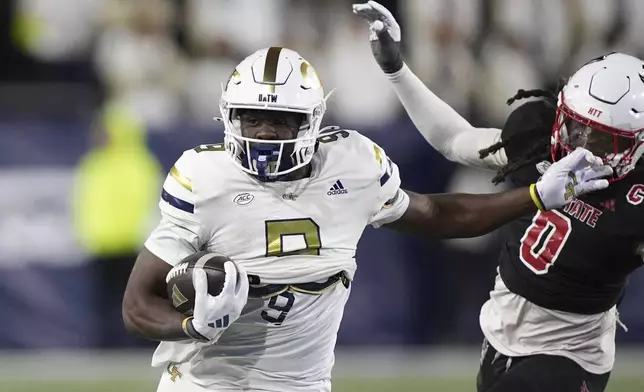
left=327, top=180, right=348, bottom=195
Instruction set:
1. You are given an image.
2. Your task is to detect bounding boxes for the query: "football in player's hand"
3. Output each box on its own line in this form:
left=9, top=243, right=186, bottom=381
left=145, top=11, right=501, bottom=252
left=165, top=251, right=235, bottom=315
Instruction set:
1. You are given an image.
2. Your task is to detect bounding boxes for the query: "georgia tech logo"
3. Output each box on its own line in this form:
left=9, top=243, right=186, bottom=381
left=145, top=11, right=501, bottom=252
left=166, top=363, right=183, bottom=382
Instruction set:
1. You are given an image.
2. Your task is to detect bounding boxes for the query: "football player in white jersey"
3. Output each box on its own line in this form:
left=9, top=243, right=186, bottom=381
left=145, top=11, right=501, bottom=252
left=122, top=46, right=611, bottom=392
left=355, top=2, right=644, bottom=392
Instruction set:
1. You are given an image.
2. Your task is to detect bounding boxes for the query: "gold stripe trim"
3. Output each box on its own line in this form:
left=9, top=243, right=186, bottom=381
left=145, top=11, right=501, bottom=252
left=258, top=286, right=289, bottom=299
left=170, top=166, right=192, bottom=192
left=373, top=144, right=383, bottom=165
left=288, top=281, right=340, bottom=295
left=181, top=316, right=192, bottom=331
left=262, top=47, right=282, bottom=93
left=529, top=183, right=546, bottom=211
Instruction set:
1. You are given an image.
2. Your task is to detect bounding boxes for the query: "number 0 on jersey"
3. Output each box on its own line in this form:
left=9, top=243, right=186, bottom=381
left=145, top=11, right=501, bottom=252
left=519, top=210, right=572, bottom=275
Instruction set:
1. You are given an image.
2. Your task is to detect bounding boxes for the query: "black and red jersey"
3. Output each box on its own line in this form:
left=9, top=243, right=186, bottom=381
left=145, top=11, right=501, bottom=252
left=498, top=158, right=644, bottom=314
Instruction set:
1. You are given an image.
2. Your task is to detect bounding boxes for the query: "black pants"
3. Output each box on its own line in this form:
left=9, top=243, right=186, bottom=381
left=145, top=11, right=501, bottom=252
left=477, top=339, right=611, bottom=392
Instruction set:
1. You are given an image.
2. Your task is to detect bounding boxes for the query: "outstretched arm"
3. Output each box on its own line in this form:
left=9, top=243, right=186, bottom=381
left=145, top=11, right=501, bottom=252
left=353, top=1, right=506, bottom=170
left=387, top=66, right=506, bottom=169
left=387, top=188, right=533, bottom=239
left=383, top=148, right=612, bottom=238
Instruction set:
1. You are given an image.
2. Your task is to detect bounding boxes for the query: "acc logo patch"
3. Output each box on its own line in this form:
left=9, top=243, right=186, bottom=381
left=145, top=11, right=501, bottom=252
left=233, top=192, right=255, bottom=206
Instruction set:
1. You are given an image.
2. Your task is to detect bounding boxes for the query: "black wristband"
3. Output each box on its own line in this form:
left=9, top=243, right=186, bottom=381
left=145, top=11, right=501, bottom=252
left=182, top=317, right=209, bottom=342
left=370, top=40, right=403, bottom=74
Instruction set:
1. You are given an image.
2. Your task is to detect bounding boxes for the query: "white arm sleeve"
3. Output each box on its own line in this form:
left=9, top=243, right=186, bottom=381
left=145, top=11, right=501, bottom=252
left=387, top=64, right=507, bottom=170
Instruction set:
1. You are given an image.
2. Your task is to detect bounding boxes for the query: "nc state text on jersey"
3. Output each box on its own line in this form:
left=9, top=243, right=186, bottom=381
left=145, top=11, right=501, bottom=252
left=562, top=199, right=602, bottom=228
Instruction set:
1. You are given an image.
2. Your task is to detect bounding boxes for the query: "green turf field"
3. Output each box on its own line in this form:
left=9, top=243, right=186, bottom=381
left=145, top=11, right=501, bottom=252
left=1, top=377, right=642, bottom=392
left=2, top=349, right=642, bottom=392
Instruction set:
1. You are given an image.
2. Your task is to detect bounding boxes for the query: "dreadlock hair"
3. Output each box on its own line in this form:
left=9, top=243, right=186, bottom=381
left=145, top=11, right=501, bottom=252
left=479, top=79, right=566, bottom=185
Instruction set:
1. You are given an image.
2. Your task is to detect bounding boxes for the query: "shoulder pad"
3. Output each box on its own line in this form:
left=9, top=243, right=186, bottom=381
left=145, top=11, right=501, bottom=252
left=317, top=127, right=393, bottom=180
left=316, top=127, right=371, bottom=156
left=165, top=144, right=225, bottom=196
left=170, top=148, right=201, bottom=190
left=161, top=149, right=199, bottom=215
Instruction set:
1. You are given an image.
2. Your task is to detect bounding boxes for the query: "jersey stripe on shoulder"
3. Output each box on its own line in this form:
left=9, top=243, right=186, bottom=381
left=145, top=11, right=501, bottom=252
left=372, top=143, right=393, bottom=186
left=380, top=168, right=390, bottom=186
left=161, top=149, right=198, bottom=215
left=170, top=166, right=192, bottom=191
left=373, top=144, right=383, bottom=165
left=161, top=188, right=194, bottom=213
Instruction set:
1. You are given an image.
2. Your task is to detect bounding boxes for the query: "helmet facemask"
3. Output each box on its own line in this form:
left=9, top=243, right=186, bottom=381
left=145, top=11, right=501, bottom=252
left=221, top=104, right=324, bottom=182
left=552, top=101, right=644, bottom=181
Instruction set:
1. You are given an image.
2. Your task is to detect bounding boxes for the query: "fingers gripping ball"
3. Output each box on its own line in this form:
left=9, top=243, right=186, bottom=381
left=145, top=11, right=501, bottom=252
left=165, top=252, right=238, bottom=315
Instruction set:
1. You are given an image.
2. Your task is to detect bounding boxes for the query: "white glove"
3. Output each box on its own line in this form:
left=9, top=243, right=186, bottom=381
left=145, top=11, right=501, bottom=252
left=534, top=148, right=613, bottom=210
left=188, top=261, right=249, bottom=342
left=352, top=1, right=401, bottom=42
left=352, top=1, right=403, bottom=74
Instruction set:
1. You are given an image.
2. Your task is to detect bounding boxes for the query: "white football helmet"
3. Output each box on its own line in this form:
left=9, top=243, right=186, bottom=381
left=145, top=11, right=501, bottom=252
left=219, top=47, right=331, bottom=180
left=552, top=52, right=644, bottom=180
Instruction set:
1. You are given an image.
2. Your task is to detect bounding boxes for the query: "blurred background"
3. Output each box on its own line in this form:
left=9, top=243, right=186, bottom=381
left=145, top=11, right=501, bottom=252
left=1, top=0, right=644, bottom=391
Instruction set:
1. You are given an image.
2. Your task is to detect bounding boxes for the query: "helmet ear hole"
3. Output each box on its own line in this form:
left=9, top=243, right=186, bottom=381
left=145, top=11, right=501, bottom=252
left=637, top=132, right=644, bottom=142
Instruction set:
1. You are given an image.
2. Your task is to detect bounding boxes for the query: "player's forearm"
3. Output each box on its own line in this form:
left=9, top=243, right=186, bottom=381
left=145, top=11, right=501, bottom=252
left=389, top=188, right=535, bottom=239
left=122, top=293, right=188, bottom=341
left=434, top=188, right=536, bottom=238
left=387, top=64, right=505, bottom=169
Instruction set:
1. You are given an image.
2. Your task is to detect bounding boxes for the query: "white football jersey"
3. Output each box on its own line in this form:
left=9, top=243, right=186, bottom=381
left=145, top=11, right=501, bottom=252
left=145, top=127, right=408, bottom=283
left=144, top=127, right=409, bottom=390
